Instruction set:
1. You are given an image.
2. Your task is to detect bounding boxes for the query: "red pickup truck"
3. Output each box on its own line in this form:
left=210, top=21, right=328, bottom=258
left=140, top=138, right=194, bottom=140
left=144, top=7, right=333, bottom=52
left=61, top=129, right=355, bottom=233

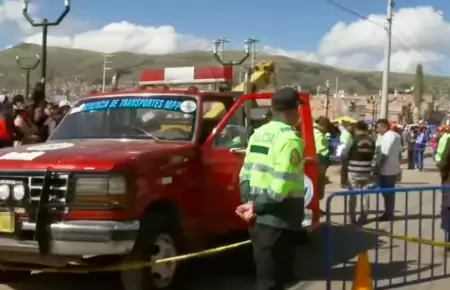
left=0, top=85, right=319, bottom=290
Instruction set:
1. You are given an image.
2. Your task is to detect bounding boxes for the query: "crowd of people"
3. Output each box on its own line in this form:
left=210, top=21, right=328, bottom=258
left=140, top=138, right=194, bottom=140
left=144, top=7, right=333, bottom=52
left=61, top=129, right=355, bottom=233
left=313, top=117, right=409, bottom=223
left=0, top=82, right=72, bottom=148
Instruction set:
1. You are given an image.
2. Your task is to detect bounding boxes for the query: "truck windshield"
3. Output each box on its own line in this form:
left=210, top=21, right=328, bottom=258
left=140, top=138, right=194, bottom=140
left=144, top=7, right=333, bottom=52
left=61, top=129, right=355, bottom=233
left=49, top=95, right=198, bottom=141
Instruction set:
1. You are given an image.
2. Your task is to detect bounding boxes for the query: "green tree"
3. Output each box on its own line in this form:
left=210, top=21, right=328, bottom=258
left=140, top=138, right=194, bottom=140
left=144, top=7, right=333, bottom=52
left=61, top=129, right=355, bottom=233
left=414, top=64, right=424, bottom=107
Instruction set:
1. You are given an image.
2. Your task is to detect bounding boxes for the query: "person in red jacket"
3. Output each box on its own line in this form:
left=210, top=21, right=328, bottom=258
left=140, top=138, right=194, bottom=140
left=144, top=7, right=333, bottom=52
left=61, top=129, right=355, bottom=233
left=0, top=95, right=15, bottom=148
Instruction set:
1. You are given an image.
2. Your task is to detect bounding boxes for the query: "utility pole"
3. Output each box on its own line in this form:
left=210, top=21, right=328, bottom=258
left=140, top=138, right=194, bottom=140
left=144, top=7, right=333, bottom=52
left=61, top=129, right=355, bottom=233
left=16, top=55, right=40, bottom=99
left=244, top=38, right=259, bottom=68
left=22, top=0, right=70, bottom=89
left=333, top=76, right=339, bottom=118
left=102, top=54, right=114, bottom=92
left=325, top=80, right=331, bottom=117
left=335, top=76, right=339, bottom=98
left=380, top=0, right=395, bottom=119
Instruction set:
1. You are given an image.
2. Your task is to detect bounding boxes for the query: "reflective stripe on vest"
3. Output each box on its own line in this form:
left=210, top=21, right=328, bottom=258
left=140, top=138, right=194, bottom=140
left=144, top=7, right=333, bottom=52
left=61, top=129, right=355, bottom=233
left=242, top=163, right=301, bottom=182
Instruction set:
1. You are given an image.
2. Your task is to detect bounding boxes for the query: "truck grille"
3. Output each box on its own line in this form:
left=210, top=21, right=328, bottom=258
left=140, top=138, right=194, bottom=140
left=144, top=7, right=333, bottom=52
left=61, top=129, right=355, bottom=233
left=0, top=171, right=69, bottom=209
left=28, top=173, right=69, bottom=203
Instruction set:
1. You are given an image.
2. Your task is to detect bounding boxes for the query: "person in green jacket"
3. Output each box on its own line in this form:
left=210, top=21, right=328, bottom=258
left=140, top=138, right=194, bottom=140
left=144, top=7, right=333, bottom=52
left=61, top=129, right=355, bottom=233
left=314, top=116, right=331, bottom=213
left=340, top=122, right=353, bottom=146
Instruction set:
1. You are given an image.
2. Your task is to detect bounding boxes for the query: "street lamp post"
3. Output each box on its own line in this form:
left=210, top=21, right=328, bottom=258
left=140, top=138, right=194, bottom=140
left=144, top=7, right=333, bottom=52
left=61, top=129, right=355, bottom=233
left=213, top=39, right=250, bottom=128
left=212, top=38, right=229, bottom=59
left=22, top=0, right=70, bottom=88
left=16, top=55, right=40, bottom=99
left=244, top=38, right=259, bottom=69
left=212, top=38, right=250, bottom=67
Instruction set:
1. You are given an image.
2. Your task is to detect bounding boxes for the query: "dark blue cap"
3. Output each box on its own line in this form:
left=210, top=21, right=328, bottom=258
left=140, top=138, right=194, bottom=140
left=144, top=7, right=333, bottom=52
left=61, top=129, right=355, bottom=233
left=271, top=87, right=304, bottom=111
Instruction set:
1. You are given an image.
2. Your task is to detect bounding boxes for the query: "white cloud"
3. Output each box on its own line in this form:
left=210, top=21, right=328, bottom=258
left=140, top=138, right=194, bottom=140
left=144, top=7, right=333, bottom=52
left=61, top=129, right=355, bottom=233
left=316, top=6, right=450, bottom=74
left=1, top=0, right=450, bottom=74
left=24, top=21, right=212, bottom=54
left=260, top=6, right=450, bottom=74
left=0, top=0, right=38, bottom=35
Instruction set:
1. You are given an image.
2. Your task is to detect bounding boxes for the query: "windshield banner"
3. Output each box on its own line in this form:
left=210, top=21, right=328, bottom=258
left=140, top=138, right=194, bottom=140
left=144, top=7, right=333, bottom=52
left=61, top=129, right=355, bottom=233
left=76, top=97, right=197, bottom=114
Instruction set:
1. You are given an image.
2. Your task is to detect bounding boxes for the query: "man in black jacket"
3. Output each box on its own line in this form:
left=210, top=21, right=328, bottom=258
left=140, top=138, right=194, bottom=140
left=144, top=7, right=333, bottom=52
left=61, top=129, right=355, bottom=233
left=341, top=121, right=376, bottom=224
left=406, top=127, right=418, bottom=169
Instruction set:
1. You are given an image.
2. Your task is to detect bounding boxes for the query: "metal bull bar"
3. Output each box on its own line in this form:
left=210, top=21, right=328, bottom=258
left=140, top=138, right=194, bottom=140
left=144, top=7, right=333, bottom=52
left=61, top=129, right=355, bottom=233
left=34, top=169, right=53, bottom=255
left=325, top=185, right=450, bottom=290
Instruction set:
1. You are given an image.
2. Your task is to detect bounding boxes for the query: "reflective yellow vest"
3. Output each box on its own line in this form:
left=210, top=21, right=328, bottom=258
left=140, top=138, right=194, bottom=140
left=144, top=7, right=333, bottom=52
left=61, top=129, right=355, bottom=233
left=436, top=133, right=450, bottom=163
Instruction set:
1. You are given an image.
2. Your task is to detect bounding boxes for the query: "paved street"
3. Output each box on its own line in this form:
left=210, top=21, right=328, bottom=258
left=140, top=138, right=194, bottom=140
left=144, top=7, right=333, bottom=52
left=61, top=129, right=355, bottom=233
left=0, top=158, right=448, bottom=290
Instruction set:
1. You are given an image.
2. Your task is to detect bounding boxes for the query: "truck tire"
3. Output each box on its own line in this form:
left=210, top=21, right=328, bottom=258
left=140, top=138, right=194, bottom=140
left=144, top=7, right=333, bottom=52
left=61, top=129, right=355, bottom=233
left=0, top=269, right=31, bottom=282
left=121, top=210, right=184, bottom=290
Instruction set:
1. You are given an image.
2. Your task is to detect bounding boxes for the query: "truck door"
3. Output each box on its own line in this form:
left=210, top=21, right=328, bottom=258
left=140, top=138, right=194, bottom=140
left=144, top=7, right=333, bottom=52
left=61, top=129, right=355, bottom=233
left=201, top=92, right=320, bottom=236
left=201, top=104, right=250, bottom=235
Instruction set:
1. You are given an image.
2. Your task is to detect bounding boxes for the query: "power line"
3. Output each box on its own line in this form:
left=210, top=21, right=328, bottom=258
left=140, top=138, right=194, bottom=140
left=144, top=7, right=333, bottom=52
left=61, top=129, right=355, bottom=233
left=320, top=0, right=385, bottom=28
left=320, top=0, right=448, bottom=75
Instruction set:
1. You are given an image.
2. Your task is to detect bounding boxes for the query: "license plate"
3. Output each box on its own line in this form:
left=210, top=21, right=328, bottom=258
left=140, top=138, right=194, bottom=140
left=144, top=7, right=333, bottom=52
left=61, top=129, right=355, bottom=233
left=0, top=212, right=14, bottom=233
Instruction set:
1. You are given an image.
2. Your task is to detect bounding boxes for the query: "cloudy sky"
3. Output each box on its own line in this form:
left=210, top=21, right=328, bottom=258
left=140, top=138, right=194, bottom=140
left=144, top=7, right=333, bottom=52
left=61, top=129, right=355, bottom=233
left=1, top=0, right=450, bottom=74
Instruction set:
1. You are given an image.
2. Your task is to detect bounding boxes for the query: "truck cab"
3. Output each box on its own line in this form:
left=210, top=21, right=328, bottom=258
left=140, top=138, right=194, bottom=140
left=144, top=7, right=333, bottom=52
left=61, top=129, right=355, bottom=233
left=0, top=65, right=319, bottom=290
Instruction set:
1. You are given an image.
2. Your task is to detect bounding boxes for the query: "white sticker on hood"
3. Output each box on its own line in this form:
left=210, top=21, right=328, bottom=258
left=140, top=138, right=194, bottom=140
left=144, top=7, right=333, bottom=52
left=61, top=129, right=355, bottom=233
left=0, top=151, right=45, bottom=161
left=180, top=100, right=197, bottom=113
left=27, top=142, right=74, bottom=151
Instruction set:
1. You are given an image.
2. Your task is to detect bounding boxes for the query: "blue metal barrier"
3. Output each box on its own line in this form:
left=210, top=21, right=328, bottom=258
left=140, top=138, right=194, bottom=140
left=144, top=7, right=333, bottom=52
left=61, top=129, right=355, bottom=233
left=325, top=186, right=450, bottom=289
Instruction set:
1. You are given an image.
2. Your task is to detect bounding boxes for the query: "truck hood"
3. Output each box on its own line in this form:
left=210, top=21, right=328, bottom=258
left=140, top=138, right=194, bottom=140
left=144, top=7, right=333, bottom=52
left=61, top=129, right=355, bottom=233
left=0, top=139, right=193, bottom=171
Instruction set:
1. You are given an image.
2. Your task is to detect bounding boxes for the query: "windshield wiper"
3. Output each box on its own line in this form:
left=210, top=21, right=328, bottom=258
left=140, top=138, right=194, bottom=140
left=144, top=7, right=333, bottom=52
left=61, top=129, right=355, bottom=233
left=131, top=127, right=160, bottom=142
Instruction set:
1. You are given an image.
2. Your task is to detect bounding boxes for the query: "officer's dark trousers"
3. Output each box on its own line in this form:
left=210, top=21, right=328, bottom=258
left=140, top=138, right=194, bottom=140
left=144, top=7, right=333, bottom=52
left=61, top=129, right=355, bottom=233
left=380, top=174, right=397, bottom=218
left=250, top=223, right=296, bottom=290
left=407, top=149, right=414, bottom=169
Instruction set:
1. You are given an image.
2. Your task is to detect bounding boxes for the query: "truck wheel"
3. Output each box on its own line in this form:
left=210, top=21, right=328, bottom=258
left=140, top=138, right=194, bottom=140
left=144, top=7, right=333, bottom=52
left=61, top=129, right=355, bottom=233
left=0, top=269, right=31, bottom=282
left=121, top=211, right=183, bottom=290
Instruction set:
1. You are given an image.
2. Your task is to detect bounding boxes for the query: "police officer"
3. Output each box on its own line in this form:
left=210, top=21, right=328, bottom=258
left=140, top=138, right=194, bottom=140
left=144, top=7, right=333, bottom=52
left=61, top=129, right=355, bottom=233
left=236, top=87, right=305, bottom=290
left=436, top=127, right=450, bottom=165
left=341, top=121, right=375, bottom=224
left=437, top=126, right=450, bottom=245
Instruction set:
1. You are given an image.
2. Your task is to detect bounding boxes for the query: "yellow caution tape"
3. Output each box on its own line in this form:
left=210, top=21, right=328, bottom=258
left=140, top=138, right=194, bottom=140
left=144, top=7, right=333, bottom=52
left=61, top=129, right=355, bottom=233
left=358, top=227, right=450, bottom=248
left=330, top=222, right=450, bottom=248
left=2, top=220, right=449, bottom=273
left=0, top=240, right=251, bottom=273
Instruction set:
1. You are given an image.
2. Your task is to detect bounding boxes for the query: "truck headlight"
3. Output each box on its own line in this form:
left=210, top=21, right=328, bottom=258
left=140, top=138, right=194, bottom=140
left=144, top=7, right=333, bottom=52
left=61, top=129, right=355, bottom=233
left=12, top=184, right=25, bottom=200
left=75, top=176, right=126, bottom=196
left=73, top=176, right=130, bottom=207
left=0, top=185, right=9, bottom=200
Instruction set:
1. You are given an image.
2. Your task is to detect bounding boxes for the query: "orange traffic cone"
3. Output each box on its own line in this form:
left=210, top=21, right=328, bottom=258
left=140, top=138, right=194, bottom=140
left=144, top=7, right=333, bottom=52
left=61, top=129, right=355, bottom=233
left=352, top=251, right=373, bottom=290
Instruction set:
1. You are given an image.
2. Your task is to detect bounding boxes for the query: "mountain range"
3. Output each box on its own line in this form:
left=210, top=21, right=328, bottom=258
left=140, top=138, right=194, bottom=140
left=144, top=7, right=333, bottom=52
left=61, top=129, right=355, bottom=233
left=0, top=43, right=448, bottom=94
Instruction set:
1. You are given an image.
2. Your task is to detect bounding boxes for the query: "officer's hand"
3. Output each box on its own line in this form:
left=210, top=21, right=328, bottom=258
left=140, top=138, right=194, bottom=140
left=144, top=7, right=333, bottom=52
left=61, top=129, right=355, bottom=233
left=235, top=202, right=255, bottom=222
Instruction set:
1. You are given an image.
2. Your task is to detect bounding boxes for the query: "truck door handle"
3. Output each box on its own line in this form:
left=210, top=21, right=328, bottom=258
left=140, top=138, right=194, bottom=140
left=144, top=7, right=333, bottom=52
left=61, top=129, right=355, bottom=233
left=230, top=148, right=246, bottom=154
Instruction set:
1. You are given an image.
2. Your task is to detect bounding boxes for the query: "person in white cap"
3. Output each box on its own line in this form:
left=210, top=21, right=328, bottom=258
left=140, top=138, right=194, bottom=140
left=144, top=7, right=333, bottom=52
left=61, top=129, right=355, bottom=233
left=59, top=100, right=71, bottom=116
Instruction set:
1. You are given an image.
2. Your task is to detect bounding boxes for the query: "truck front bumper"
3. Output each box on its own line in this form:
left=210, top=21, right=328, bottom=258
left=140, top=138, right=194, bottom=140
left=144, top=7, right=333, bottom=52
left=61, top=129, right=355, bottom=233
left=0, top=220, right=139, bottom=256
